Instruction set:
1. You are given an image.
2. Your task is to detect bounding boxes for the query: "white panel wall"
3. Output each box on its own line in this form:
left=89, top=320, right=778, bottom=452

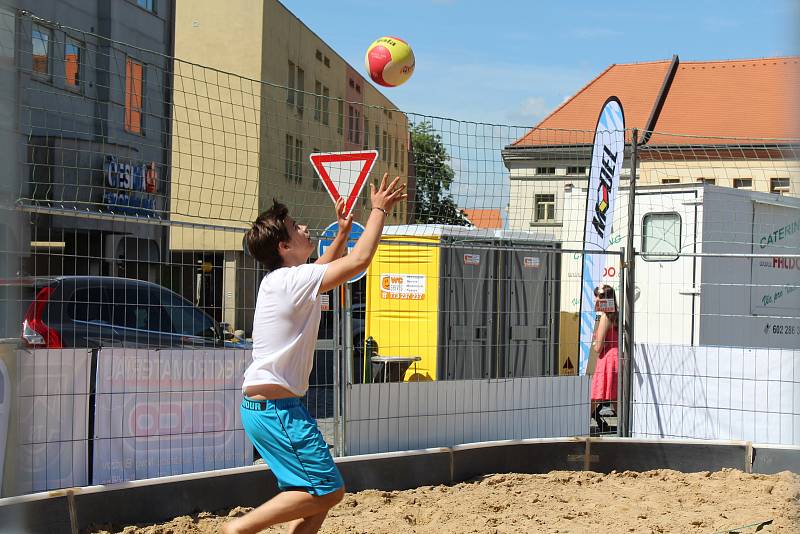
left=345, top=376, right=590, bottom=456
left=632, top=344, right=800, bottom=445
left=15, top=349, right=91, bottom=493
left=93, top=348, right=253, bottom=484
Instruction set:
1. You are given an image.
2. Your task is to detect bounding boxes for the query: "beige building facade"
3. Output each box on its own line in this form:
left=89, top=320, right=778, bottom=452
left=504, top=152, right=799, bottom=237
left=170, top=0, right=410, bottom=334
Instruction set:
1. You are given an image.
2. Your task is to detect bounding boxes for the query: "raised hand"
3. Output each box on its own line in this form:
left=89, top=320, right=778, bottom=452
left=370, top=172, right=408, bottom=215
left=335, top=197, right=353, bottom=235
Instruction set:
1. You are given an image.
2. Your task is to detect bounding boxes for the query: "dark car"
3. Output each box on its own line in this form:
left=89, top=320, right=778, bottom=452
left=20, top=276, right=226, bottom=349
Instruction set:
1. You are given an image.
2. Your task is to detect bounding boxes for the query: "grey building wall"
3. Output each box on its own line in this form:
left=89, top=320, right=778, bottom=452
left=16, top=0, right=174, bottom=279
left=0, top=1, right=23, bottom=338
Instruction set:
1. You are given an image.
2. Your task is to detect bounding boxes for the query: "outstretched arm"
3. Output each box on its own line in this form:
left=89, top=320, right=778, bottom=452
left=592, top=313, right=610, bottom=353
left=315, top=197, right=352, bottom=265
left=319, top=173, right=406, bottom=293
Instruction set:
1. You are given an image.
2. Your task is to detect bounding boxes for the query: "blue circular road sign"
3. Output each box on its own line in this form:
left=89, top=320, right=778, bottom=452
left=317, top=221, right=366, bottom=283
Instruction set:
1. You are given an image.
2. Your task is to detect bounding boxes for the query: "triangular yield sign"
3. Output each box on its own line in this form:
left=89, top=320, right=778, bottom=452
left=309, top=150, right=379, bottom=218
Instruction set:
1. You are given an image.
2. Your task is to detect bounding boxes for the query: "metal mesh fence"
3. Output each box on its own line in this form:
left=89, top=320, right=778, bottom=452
left=0, top=10, right=797, bottom=496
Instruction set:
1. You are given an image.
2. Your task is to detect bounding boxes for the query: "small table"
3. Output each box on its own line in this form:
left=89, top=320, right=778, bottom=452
left=370, top=355, right=422, bottom=383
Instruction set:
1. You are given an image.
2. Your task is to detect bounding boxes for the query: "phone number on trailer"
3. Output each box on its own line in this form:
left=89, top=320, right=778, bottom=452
left=770, top=324, right=800, bottom=335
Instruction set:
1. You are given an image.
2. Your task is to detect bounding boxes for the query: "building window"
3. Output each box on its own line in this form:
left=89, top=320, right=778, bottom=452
left=322, top=86, right=330, bottom=125
left=324, top=56, right=330, bottom=68
left=567, top=166, right=586, bottom=175
left=536, top=167, right=556, bottom=175
left=285, top=134, right=294, bottom=182
left=64, top=37, right=83, bottom=90
left=311, top=148, right=320, bottom=189
left=124, top=57, right=144, bottom=134
left=295, top=67, right=304, bottom=115
left=734, top=178, right=752, bottom=190
left=770, top=178, right=790, bottom=195
left=64, top=37, right=82, bottom=90
left=314, top=81, right=322, bottom=122
left=312, top=148, right=320, bottom=190
left=287, top=61, right=295, bottom=104
left=642, top=212, right=681, bottom=261
left=348, top=105, right=354, bottom=143
left=284, top=135, right=304, bottom=183
left=394, top=138, right=399, bottom=168
left=353, top=108, right=361, bottom=144
left=349, top=78, right=354, bottom=88
left=387, top=134, right=393, bottom=164
left=355, top=83, right=361, bottom=94
left=364, top=116, right=370, bottom=149
left=382, top=131, right=387, bottom=161
left=136, top=0, right=154, bottom=12
left=400, top=143, right=405, bottom=172
left=315, top=50, right=322, bottom=61
left=375, top=126, right=380, bottom=152
left=31, top=24, right=50, bottom=77
left=534, top=194, right=555, bottom=222
left=696, top=177, right=715, bottom=185
left=337, top=99, right=343, bottom=135
left=294, top=138, right=303, bottom=184
left=661, top=178, right=680, bottom=184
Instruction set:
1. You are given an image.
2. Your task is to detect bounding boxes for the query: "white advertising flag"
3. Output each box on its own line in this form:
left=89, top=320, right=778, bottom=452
left=578, top=98, right=625, bottom=375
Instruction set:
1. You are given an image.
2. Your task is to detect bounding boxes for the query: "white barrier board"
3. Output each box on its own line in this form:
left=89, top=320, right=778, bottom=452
left=345, top=376, right=590, bottom=456
left=93, top=348, right=252, bottom=484
left=14, top=349, right=91, bottom=493
left=632, top=344, right=799, bottom=445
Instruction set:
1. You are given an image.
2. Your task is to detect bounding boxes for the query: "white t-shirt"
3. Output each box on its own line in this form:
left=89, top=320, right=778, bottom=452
left=242, top=263, right=328, bottom=396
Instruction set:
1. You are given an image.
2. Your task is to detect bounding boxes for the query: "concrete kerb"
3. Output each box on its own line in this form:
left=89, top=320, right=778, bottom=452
left=450, top=438, right=587, bottom=482
left=336, top=447, right=452, bottom=492
left=585, top=438, right=751, bottom=474
left=0, top=438, right=795, bottom=533
left=751, top=444, right=800, bottom=475
left=0, top=491, right=72, bottom=534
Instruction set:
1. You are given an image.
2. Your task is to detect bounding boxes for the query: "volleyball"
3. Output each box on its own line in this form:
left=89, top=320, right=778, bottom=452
left=364, top=36, right=415, bottom=87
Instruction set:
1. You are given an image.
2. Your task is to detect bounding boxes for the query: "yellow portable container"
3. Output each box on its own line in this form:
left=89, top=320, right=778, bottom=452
left=365, top=230, right=440, bottom=381
left=365, top=225, right=560, bottom=382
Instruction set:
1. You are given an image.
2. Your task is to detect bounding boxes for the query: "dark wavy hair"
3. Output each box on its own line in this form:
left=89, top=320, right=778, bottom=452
left=594, top=284, right=619, bottom=325
left=244, top=199, right=289, bottom=271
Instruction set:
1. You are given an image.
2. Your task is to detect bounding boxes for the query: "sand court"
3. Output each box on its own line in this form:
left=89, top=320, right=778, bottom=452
left=89, top=468, right=799, bottom=534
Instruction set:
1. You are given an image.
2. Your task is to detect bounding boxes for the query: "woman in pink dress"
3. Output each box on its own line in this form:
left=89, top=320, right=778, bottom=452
left=591, top=284, right=619, bottom=434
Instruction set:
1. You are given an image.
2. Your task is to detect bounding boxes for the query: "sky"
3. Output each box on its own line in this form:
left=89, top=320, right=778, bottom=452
left=281, top=1, right=799, bottom=210
left=283, top=0, right=798, bottom=126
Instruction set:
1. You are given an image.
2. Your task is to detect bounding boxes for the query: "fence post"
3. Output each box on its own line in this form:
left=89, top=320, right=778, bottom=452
left=332, top=286, right=341, bottom=456
left=341, top=282, right=353, bottom=456
left=622, top=128, right=639, bottom=437
left=617, top=247, right=625, bottom=437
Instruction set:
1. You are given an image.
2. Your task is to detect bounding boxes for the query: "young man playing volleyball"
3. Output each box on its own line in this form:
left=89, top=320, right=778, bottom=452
left=222, top=174, right=406, bottom=534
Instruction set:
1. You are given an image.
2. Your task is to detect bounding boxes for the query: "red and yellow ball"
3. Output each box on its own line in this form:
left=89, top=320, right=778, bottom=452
left=364, top=36, right=415, bottom=87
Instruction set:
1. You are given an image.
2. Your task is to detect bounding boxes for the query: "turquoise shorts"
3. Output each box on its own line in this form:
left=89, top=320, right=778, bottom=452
left=240, top=397, right=344, bottom=496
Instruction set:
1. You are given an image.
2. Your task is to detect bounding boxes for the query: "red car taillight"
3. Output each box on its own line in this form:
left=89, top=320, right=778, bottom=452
left=21, top=286, right=62, bottom=348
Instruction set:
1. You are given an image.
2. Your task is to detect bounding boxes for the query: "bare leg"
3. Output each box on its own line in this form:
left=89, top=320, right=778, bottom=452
left=222, top=488, right=343, bottom=534
left=590, top=400, right=601, bottom=435
left=286, top=510, right=330, bottom=534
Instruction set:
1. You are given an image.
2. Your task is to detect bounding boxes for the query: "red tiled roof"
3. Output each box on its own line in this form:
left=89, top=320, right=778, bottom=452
left=512, top=56, right=800, bottom=147
left=464, top=209, right=503, bottom=229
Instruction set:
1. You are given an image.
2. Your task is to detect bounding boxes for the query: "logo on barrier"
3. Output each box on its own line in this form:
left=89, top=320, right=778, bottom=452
left=99, top=350, right=248, bottom=391
left=129, top=401, right=226, bottom=436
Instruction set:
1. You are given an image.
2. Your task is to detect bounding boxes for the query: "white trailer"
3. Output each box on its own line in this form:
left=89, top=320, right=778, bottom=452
left=559, top=183, right=800, bottom=357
